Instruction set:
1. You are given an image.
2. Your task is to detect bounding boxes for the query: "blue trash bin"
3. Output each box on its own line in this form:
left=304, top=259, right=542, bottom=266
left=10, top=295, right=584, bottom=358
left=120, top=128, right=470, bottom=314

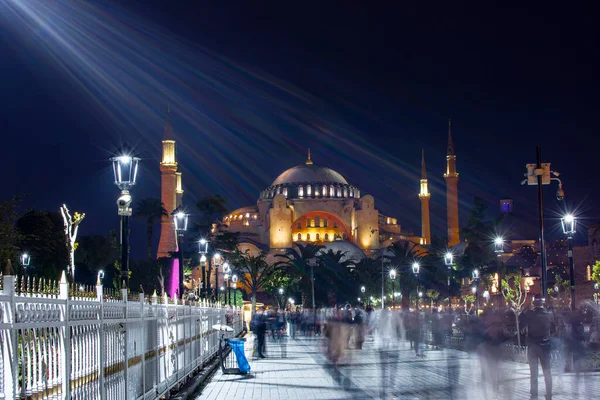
left=227, top=338, right=251, bottom=374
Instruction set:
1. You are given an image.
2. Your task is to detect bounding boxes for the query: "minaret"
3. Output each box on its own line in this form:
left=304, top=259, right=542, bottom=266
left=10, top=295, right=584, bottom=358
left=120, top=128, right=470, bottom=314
left=157, top=108, right=179, bottom=258
left=176, top=171, right=184, bottom=208
left=444, top=119, right=460, bottom=247
left=418, top=149, right=431, bottom=245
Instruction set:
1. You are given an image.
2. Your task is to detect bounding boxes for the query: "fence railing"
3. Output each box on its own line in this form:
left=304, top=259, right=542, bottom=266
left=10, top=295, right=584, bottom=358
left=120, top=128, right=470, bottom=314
left=0, top=274, right=243, bottom=400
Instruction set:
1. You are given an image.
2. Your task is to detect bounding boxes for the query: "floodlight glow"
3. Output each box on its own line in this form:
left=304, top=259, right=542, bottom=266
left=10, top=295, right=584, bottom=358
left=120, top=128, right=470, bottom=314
left=444, top=252, right=453, bottom=266
left=561, top=214, right=576, bottom=236
left=412, top=262, right=420, bottom=274
left=389, top=269, right=397, bottom=280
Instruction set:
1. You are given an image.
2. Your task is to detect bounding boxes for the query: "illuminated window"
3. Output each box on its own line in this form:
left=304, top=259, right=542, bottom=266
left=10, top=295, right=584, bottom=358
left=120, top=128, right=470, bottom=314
left=349, top=189, right=354, bottom=197
left=325, top=233, right=329, bottom=241
left=315, top=216, right=320, bottom=227
left=587, top=265, right=592, bottom=281
left=337, top=187, right=342, bottom=197
left=324, top=219, right=328, bottom=228
left=311, top=219, right=315, bottom=227
left=333, top=222, right=338, bottom=229
left=298, top=233, right=302, bottom=241
left=356, top=190, right=360, bottom=197
left=307, top=233, right=311, bottom=241
left=315, top=188, right=320, bottom=196
left=298, top=185, right=304, bottom=197
left=276, top=187, right=281, bottom=194
left=306, top=220, right=310, bottom=228
left=316, top=233, right=320, bottom=241
left=330, top=185, right=335, bottom=196
left=283, top=188, right=288, bottom=197
left=343, top=188, right=348, bottom=197
left=297, top=221, right=302, bottom=229
left=307, top=185, right=312, bottom=196
left=323, top=185, right=327, bottom=196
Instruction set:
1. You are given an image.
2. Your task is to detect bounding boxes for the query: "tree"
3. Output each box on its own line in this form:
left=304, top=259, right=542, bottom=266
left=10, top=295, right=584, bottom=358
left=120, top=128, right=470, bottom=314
left=463, top=294, right=475, bottom=314
left=502, top=273, right=530, bottom=346
left=196, top=195, right=228, bottom=227
left=231, top=249, right=281, bottom=315
left=16, top=210, right=68, bottom=279
left=547, top=274, right=570, bottom=310
left=0, top=196, right=23, bottom=268
left=60, top=204, right=85, bottom=283
left=591, top=261, right=600, bottom=286
left=262, top=268, right=301, bottom=308
left=275, top=243, right=323, bottom=307
left=76, top=235, right=115, bottom=284
left=426, top=289, right=440, bottom=309
left=134, top=198, right=167, bottom=259
left=317, top=249, right=355, bottom=306
left=386, top=241, right=424, bottom=309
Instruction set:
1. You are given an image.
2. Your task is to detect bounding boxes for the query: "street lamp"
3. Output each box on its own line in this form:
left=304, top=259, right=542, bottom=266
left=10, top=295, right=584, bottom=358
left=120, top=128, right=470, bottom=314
left=472, top=269, right=480, bottom=314
left=594, top=283, right=599, bottom=305
left=199, top=239, right=208, bottom=299
left=389, top=269, right=397, bottom=310
left=494, top=237, right=504, bottom=253
left=417, top=291, right=423, bottom=311
left=561, top=214, right=576, bottom=311
left=111, top=154, right=140, bottom=289
left=223, top=262, right=231, bottom=305
left=381, top=257, right=391, bottom=309
left=444, top=252, right=453, bottom=306
left=21, top=252, right=31, bottom=277
left=173, top=209, right=188, bottom=299
left=97, top=269, right=105, bottom=285
left=412, top=262, right=421, bottom=310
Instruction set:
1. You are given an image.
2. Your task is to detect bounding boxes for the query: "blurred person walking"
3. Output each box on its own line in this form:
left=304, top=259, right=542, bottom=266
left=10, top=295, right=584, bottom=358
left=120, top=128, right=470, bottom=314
left=520, top=298, right=555, bottom=400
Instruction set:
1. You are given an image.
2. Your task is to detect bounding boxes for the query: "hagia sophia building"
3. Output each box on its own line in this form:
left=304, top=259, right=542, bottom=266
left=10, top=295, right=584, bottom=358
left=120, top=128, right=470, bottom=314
left=157, top=113, right=461, bottom=274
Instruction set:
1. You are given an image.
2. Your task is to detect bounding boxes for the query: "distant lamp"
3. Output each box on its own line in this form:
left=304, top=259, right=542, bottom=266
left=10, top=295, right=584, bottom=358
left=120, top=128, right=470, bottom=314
left=223, top=262, right=231, bottom=274
left=220, top=286, right=225, bottom=291
left=21, top=253, right=31, bottom=267
left=97, top=269, right=105, bottom=285
left=199, top=238, right=208, bottom=254
left=483, top=290, right=490, bottom=300
left=232, top=274, right=238, bottom=284
left=361, top=286, right=366, bottom=294
left=418, top=291, right=423, bottom=298
left=444, top=252, right=453, bottom=266
left=561, top=214, right=576, bottom=236
left=494, top=237, right=504, bottom=253
left=472, top=269, right=480, bottom=280
left=412, top=262, right=420, bottom=274
left=173, top=209, right=188, bottom=233
left=472, top=286, right=477, bottom=294
left=289, top=298, right=295, bottom=304
left=279, top=288, right=284, bottom=295
left=389, top=269, right=397, bottom=280
left=200, top=254, right=207, bottom=264
left=111, top=155, right=140, bottom=191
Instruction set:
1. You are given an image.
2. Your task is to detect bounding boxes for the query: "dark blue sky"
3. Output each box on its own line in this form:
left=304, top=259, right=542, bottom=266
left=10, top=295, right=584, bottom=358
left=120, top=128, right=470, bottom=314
left=1, top=1, right=597, bottom=257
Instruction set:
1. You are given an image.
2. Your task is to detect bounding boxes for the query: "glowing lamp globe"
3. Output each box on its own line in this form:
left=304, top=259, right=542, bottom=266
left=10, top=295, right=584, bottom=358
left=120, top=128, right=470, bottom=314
left=172, top=209, right=188, bottom=233
left=111, top=155, right=140, bottom=191
left=561, top=214, right=576, bottom=236
left=444, top=252, right=453, bottom=266
left=472, top=269, right=480, bottom=280
left=199, top=239, right=208, bottom=254
left=21, top=253, right=31, bottom=266
left=389, top=269, right=397, bottom=280
left=361, top=286, right=366, bottom=294
left=494, top=237, right=504, bottom=253
left=412, top=262, right=420, bottom=274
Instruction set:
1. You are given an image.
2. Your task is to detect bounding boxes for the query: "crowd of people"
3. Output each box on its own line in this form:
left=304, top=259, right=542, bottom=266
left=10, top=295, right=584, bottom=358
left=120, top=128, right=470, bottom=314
left=249, top=298, right=600, bottom=399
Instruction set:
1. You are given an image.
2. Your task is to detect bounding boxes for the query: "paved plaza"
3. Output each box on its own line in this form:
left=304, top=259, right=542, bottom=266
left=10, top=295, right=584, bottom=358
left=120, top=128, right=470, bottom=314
left=195, top=334, right=600, bottom=400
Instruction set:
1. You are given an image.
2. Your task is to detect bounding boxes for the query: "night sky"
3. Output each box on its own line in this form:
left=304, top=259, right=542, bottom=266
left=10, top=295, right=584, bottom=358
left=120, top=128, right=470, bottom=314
left=1, top=1, right=597, bottom=258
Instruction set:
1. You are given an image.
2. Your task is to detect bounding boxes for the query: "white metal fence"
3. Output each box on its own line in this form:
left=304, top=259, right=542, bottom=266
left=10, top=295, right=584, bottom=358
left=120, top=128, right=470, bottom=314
left=0, top=274, right=243, bottom=400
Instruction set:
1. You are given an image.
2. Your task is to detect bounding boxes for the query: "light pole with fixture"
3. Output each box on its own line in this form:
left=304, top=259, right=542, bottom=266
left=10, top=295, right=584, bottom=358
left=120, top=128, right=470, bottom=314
left=472, top=269, right=480, bottom=315
left=523, top=148, right=565, bottom=297
left=20, top=253, right=31, bottom=277
left=561, top=214, right=576, bottom=310
left=494, top=236, right=505, bottom=308
left=444, top=251, right=453, bottom=307
left=232, top=274, right=238, bottom=307
left=594, top=283, right=599, bottom=305
left=389, top=269, right=397, bottom=310
left=173, top=208, right=188, bottom=299
left=199, top=239, right=208, bottom=299
left=97, top=269, right=105, bottom=285
left=412, top=261, right=420, bottom=310
left=223, top=262, right=231, bottom=305
left=111, top=154, right=140, bottom=289
left=381, top=256, right=391, bottom=309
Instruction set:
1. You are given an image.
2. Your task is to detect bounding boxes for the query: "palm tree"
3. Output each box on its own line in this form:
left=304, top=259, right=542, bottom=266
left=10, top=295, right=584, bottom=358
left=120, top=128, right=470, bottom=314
left=317, top=249, right=355, bottom=306
left=231, top=249, right=281, bottom=315
left=386, top=241, right=424, bottom=309
left=275, top=243, right=323, bottom=308
left=196, top=195, right=228, bottom=228
left=134, top=198, right=167, bottom=259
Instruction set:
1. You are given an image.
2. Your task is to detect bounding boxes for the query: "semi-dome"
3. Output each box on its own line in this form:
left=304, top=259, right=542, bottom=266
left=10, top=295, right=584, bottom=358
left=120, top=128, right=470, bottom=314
left=272, top=164, right=348, bottom=186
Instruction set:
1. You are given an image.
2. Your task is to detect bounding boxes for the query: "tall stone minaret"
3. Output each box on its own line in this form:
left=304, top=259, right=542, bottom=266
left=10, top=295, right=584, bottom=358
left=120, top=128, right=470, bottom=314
left=418, top=149, right=431, bottom=245
left=157, top=108, right=179, bottom=258
left=444, top=119, right=460, bottom=247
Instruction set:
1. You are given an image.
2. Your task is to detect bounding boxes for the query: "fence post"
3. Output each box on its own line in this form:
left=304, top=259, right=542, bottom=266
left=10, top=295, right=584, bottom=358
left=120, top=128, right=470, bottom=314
left=59, top=271, right=70, bottom=399
left=2, top=275, right=17, bottom=400
left=139, top=293, right=146, bottom=398
left=121, top=288, right=128, bottom=399
left=96, top=283, right=106, bottom=399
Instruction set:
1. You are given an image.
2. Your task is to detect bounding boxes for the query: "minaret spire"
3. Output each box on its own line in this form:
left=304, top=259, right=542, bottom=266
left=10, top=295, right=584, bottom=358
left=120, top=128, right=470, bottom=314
left=306, top=148, right=313, bottom=165
left=447, top=119, right=455, bottom=156
left=158, top=109, right=179, bottom=258
left=419, top=149, right=431, bottom=245
left=444, top=119, right=460, bottom=247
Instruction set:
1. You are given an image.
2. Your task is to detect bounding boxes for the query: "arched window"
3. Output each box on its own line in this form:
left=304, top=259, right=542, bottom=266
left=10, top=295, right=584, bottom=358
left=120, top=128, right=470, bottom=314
left=330, top=185, right=335, bottom=197
left=337, top=187, right=342, bottom=197
left=298, top=233, right=302, bottom=241
left=316, top=233, right=320, bottom=241
left=306, top=219, right=310, bottom=228
left=333, top=221, right=338, bottom=229
left=297, top=221, right=302, bottom=229
left=283, top=187, right=288, bottom=197
left=307, top=185, right=312, bottom=196
left=355, top=190, right=360, bottom=198
left=587, top=265, right=592, bottom=281
left=298, top=185, right=304, bottom=197
left=323, top=185, right=327, bottom=196
left=324, top=219, right=328, bottom=228
left=324, top=233, right=329, bottom=241
left=276, top=187, right=281, bottom=194
left=306, top=233, right=311, bottom=241
left=315, top=216, right=320, bottom=227
left=349, top=189, right=354, bottom=197
left=343, top=188, right=348, bottom=197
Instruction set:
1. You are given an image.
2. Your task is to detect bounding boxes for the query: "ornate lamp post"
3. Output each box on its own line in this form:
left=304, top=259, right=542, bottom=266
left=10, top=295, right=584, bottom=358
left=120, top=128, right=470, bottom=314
left=278, top=288, right=284, bottom=308
left=199, top=239, right=208, bottom=299
left=97, top=269, right=105, bottom=285
left=232, top=274, right=238, bottom=307
left=561, top=214, right=576, bottom=310
left=472, top=269, right=480, bottom=315
left=594, top=283, right=599, bottom=305
left=20, top=253, right=31, bottom=277
left=444, top=251, right=453, bottom=308
left=223, top=262, right=231, bottom=305
left=412, top=262, right=420, bottom=310
left=389, top=269, right=397, bottom=310
left=173, top=209, right=188, bottom=299
left=111, top=154, right=140, bottom=289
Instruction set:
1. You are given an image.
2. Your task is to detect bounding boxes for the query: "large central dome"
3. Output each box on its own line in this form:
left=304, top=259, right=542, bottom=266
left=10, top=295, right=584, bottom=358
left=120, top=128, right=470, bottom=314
left=272, top=164, right=348, bottom=186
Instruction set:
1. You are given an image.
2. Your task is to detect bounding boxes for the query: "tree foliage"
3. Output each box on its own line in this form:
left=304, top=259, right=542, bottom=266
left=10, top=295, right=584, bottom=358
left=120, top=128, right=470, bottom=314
left=134, top=198, right=167, bottom=259
left=0, top=196, right=23, bottom=267
left=232, top=249, right=282, bottom=314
